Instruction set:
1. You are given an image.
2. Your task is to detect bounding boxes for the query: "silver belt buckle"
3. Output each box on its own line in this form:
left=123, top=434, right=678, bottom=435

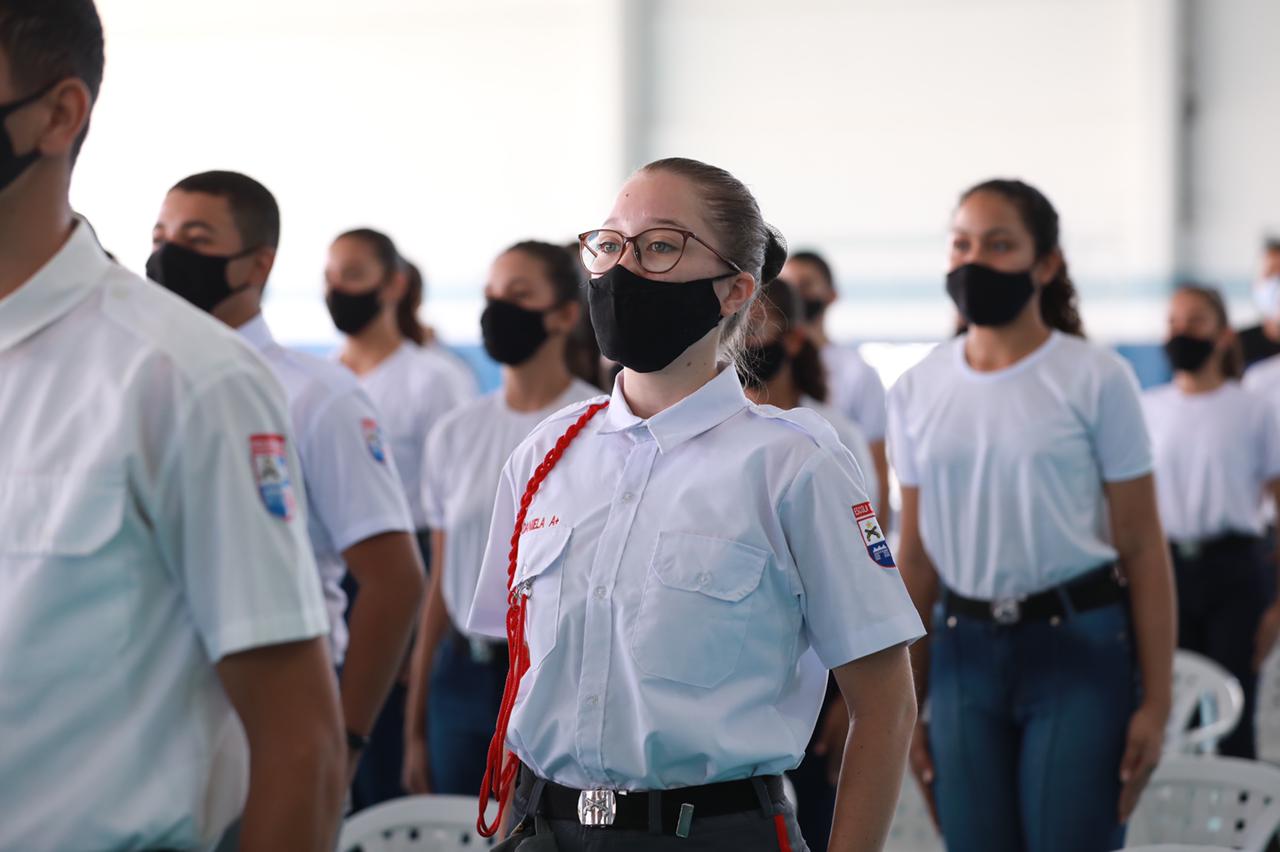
left=991, top=597, right=1022, bottom=626
left=577, top=789, right=618, bottom=827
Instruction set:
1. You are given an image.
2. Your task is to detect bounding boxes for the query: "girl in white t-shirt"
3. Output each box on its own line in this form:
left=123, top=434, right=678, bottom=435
left=889, top=179, right=1175, bottom=852
left=1143, top=284, right=1280, bottom=758
left=401, top=241, right=601, bottom=797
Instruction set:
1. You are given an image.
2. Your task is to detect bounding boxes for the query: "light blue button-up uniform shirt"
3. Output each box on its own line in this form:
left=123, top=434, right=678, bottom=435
left=468, top=366, right=924, bottom=791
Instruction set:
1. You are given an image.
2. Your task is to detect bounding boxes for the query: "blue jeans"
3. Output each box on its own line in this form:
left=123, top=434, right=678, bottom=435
left=929, top=599, right=1137, bottom=852
left=424, top=630, right=508, bottom=795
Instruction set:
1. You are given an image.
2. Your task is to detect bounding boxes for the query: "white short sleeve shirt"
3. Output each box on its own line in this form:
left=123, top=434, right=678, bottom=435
left=467, top=367, right=923, bottom=790
left=0, top=222, right=328, bottom=851
left=1143, top=382, right=1280, bottom=541
left=349, top=342, right=466, bottom=529
left=422, top=379, right=600, bottom=635
left=240, top=316, right=414, bottom=663
left=821, top=344, right=888, bottom=443
left=887, top=331, right=1153, bottom=599
left=425, top=340, right=480, bottom=401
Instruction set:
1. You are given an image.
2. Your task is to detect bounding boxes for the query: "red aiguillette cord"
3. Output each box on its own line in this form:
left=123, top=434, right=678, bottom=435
left=477, top=401, right=609, bottom=837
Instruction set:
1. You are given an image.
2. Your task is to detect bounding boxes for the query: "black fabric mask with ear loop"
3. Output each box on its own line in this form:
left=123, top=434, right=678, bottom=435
left=587, top=264, right=729, bottom=374
left=146, top=241, right=259, bottom=314
left=802, top=298, right=827, bottom=322
left=946, top=263, right=1037, bottom=328
left=0, top=81, right=59, bottom=195
left=1164, top=335, right=1217, bottom=373
left=738, top=340, right=789, bottom=388
left=326, top=287, right=385, bottom=336
left=481, top=298, right=557, bottom=366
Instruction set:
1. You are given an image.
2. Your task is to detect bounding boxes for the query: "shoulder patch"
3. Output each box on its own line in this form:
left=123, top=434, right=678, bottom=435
left=250, top=434, right=297, bottom=520
left=361, top=418, right=387, bottom=463
left=853, top=501, right=896, bottom=569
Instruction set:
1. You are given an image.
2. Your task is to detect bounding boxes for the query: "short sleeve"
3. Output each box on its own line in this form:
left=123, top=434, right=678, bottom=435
left=846, top=359, right=888, bottom=442
left=780, top=448, right=925, bottom=670
left=1093, top=358, right=1155, bottom=482
left=153, top=367, right=328, bottom=662
left=885, top=381, right=920, bottom=487
left=466, top=459, right=519, bottom=638
left=420, top=418, right=451, bottom=530
left=301, top=387, right=413, bottom=553
left=1258, top=400, right=1280, bottom=482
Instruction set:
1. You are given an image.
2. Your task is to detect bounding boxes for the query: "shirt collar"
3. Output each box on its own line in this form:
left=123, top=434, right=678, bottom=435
left=236, top=313, right=276, bottom=351
left=599, top=366, right=750, bottom=453
left=0, top=217, right=113, bottom=354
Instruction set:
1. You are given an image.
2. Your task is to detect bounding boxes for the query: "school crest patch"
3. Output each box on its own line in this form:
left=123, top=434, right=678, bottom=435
left=362, top=418, right=387, bottom=464
left=853, top=501, right=896, bottom=569
left=250, top=434, right=296, bottom=521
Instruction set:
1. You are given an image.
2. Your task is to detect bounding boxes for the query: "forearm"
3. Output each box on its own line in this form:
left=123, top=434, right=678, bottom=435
left=342, top=564, right=424, bottom=735
left=404, top=558, right=451, bottom=742
left=1123, top=539, right=1176, bottom=710
left=239, top=736, right=346, bottom=852
left=827, top=695, right=917, bottom=851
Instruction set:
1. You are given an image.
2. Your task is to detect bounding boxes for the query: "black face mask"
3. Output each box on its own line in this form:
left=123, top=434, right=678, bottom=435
left=739, top=340, right=788, bottom=388
left=0, top=82, right=57, bottom=196
left=1164, top=334, right=1216, bottom=373
left=587, top=264, right=727, bottom=374
left=481, top=298, right=554, bottom=366
left=146, top=242, right=256, bottom=314
left=326, top=287, right=384, bottom=336
left=802, top=298, right=827, bottom=322
left=946, top=263, right=1036, bottom=328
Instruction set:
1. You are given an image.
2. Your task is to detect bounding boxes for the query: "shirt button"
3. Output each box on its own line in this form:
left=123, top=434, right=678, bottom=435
left=594, top=586, right=607, bottom=599
left=621, top=492, right=636, bottom=503
left=586, top=695, right=599, bottom=706
left=697, top=572, right=711, bottom=586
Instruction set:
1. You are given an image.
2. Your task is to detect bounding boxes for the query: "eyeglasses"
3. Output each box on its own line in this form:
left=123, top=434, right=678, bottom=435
left=578, top=228, right=743, bottom=276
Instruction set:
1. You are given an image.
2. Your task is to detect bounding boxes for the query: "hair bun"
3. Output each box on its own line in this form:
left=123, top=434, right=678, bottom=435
left=761, top=222, right=789, bottom=284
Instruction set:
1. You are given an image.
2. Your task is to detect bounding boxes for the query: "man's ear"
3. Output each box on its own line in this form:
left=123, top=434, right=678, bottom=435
left=35, top=78, right=93, bottom=159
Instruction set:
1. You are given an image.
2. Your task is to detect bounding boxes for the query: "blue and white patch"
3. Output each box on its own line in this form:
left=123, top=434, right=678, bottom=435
left=250, top=434, right=296, bottom=521
left=362, top=417, right=387, bottom=464
left=853, top=502, right=896, bottom=569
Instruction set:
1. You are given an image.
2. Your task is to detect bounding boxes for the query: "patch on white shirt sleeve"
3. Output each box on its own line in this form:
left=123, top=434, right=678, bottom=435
left=250, top=434, right=297, bottom=521
left=361, top=417, right=387, bottom=464
left=853, top=501, right=896, bottom=569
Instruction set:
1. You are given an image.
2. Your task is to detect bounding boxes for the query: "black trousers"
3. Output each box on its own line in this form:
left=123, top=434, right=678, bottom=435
left=1171, top=533, right=1272, bottom=758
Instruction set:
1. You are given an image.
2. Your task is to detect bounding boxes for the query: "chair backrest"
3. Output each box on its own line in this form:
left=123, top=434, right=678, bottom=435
left=1167, top=650, right=1246, bottom=754
left=1125, top=756, right=1280, bottom=851
left=338, top=795, right=499, bottom=852
left=1126, top=844, right=1244, bottom=849
left=1256, top=648, right=1280, bottom=763
left=884, top=772, right=944, bottom=852
left=1123, top=846, right=1236, bottom=851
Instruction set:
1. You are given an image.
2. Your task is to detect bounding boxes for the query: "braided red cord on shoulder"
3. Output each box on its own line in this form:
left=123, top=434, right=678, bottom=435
left=477, top=400, right=609, bottom=837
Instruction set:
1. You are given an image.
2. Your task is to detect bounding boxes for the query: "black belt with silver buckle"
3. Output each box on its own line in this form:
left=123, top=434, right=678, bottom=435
left=942, top=564, right=1124, bottom=626
left=527, top=771, right=783, bottom=833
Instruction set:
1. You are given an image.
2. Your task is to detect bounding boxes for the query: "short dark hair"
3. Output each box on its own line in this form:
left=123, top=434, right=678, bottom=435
left=172, top=171, right=281, bottom=249
left=1265, top=236, right=1280, bottom=253
left=0, top=0, right=105, bottom=159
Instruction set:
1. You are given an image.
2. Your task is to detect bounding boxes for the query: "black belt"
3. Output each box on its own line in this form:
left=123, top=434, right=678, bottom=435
left=525, top=768, right=783, bottom=834
left=1170, top=532, right=1263, bottom=561
left=942, top=564, right=1125, bottom=626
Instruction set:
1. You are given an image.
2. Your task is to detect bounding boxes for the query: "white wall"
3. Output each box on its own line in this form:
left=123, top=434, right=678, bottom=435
left=75, top=0, right=625, bottom=345
left=69, top=1, right=1279, bottom=346
left=1183, top=0, right=1280, bottom=297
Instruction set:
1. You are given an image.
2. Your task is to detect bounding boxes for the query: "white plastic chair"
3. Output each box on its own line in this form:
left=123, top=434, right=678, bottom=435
left=1255, top=647, right=1280, bottom=763
left=338, top=795, right=499, bottom=852
left=884, top=771, right=944, bottom=852
left=1123, top=846, right=1235, bottom=851
left=1125, top=756, right=1280, bottom=851
left=1166, top=650, right=1246, bottom=754
left=1122, top=846, right=1235, bottom=851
